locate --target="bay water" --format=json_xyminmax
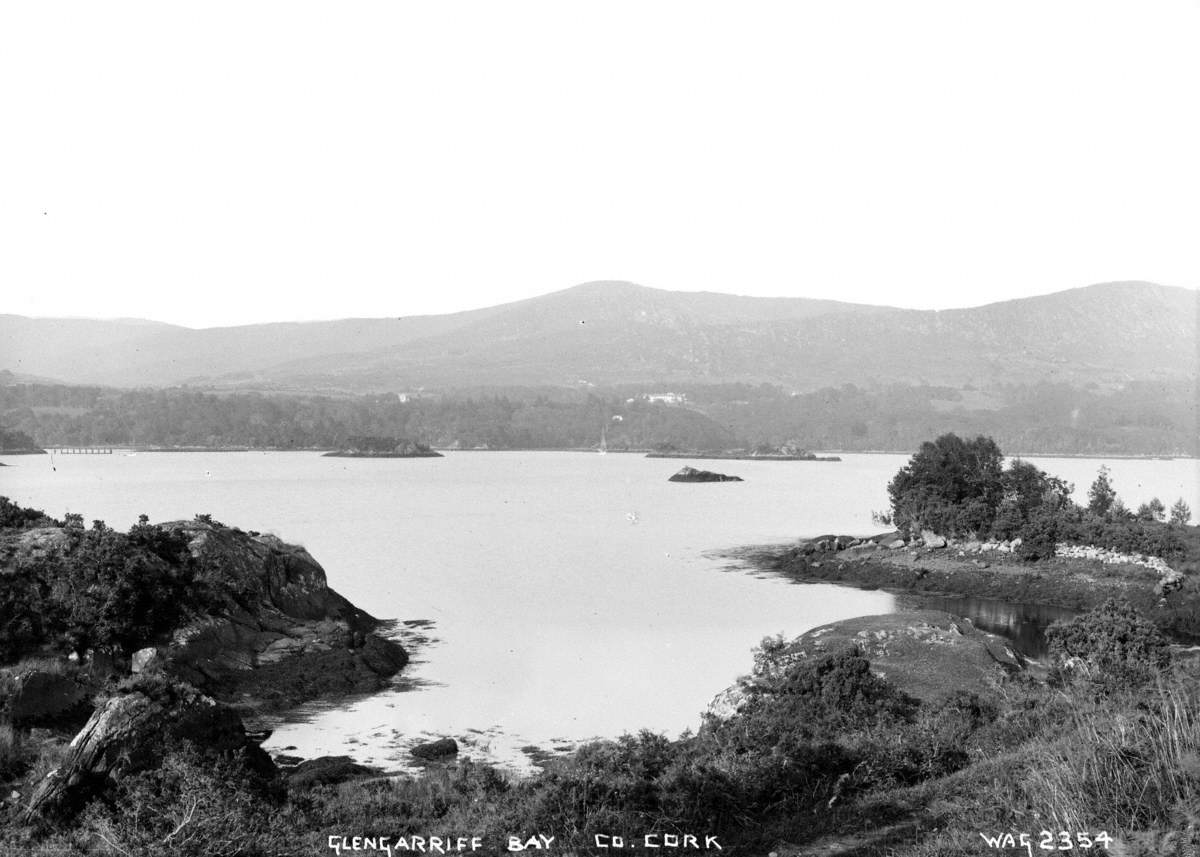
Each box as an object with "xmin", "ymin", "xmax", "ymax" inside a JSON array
[{"xmin": 2, "ymin": 450, "xmax": 1195, "ymax": 771}]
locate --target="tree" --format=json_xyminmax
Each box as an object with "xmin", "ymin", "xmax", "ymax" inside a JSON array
[
  {"xmin": 1087, "ymin": 465, "xmax": 1117, "ymax": 517},
  {"xmin": 1170, "ymin": 498, "xmax": 1193, "ymax": 526},
  {"xmin": 887, "ymin": 434, "xmax": 1005, "ymax": 537},
  {"xmin": 1136, "ymin": 497, "xmax": 1167, "ymax": 523}
]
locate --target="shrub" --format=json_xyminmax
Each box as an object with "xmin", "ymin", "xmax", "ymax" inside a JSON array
[
  {"xmin": 78, "ymin": 747, "xmax": 289, "ymax": 857},
  {"xmin": 1015, "ymin": 506, "xmax": 1061, "ymax": 561},
  {"xmin": 0, "ymin": 503, "xmax": 204, "ymax": 664},
  {"xmin": 0, "ymin": 496, "xmax": 58, "ymax": 529},
  {"xmin": 1046, "ymin": 599, "xmax": 1171, "ymax": 686}
]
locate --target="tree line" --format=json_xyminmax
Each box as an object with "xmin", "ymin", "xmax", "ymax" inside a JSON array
[
  {"xmin": 2, "ymin": 378, "xmax": 1196, "ymax": 456},
  {"xmin": 0, "ymin": 384, "xmax": 735, "ymax": 452}
]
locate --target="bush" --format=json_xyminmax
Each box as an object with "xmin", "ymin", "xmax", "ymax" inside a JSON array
[
  {"xmin": 78, "ymin": 747, "xmax": 289, "ymax": 857},
  {"xmin": 0, "ymin": 496, "xmax": 58, "ymax": 529},
  {"xmin": 1046, "ymin": 599, "xmax": 1171, "ymax": 686},
  {"xmin": 1015, "ymin": 506, "xmax": 1061, "ymax": 561},
  {"xmin": 0, "ymin": 503, "xmax": 206, "ymax": 664}
]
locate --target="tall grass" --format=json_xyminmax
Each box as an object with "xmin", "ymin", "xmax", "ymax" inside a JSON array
[{"xmin": 1018, "ymin": 684, "xmax": 1200, "ymax": 834}]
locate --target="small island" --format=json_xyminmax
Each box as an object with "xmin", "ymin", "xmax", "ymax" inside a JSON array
[
  {"xmin": 668, "ymin": 465, "xmax": 744, "ymax": 483},
  {"xmin": 648, "ymin": 442, "xmax": 840, "ymax": 462},
  {"xmin": 323, "ymin": 435, "xmax": 443, "ymax": 458}
]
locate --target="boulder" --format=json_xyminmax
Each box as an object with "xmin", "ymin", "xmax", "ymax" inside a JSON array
[
  {"xmin": 131, "ymin": 647, "xmax": 159, "ymax": 674},
  {"xmin": 920, "ymin": 530, "xmax": 947, "ymax": 549},
  {"xmin": 886, "ymin": 539, "xmax": 907, "ymax": 549},
  {"xmin": 286, "ymin": 755, "xmax": 378, "ymax": 787},
  {"xmin": 6, "ymin": 670, "xmax": 89, "ymax": 728},
  {"xmin": 668, "ymin": 466, "xmax": 743, "ymax": 483},
  {"xmin": 22, "ymin": 679, "xmax": 273, "ymax": 823},
  {"xmin": 411, "ymin": 737, "xmax": 459, "ymax": 761}
]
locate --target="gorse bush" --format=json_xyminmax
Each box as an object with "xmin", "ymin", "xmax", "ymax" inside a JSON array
[
  {"xmin": 0, "ymin": 499, "xmax": 225, "ymax": 664},
  {"xmin": 78, "ymin": 747, "xmax": 290, "ymax": 857},
  {"xmin": 1046, "ymin": 599, "xmax": 1171, "ymax": 687},
  {"xmin": 0, "ymin": 496, "xmax": 58, "ymax": 529}
]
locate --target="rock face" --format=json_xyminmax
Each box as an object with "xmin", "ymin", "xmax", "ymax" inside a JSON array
[
  {"xmin": 708, "ymin": 610, "xmax": 1024, "ymax": 721},
  {"xmin": 668, "ymin": 466, "xmax": 743, "ymax": 483},
  {"xmin": 153, "ymin": 520, "xmax": 408, "ymax": 709},
  {"xmin": 22, "ymin": 681, "xmax": 273, "ymax": 823}
]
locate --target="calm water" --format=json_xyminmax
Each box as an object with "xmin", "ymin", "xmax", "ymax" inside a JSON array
[{"xmin": 2, "ymin": 450, "xmax": 1196, "ymax": 771}]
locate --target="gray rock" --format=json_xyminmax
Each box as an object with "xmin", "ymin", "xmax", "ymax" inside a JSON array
[
  {"xmin": 7, "ymin": 671, "xmax": 88, "ymax": 728},
  {"xmin": 412, "ymin": 737, "xmax": 459, "ymax": 761},
  {"xmin": 920, "ymin": 529, "xmax": 947, "ymax": 549},
  {"xmin": 22, "ymin": 681, "xmax": 273, "ymax": 823},
  {"xmin": 287, "ymin": 755, "xmax": 378, "ymax": 787},
  {"xmin": 131, "ymin": 647, "xmax": 159, "ymax": 674}
]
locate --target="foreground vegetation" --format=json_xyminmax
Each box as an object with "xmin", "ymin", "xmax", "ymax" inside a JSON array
[{"xmin": 5, "ymin": 602, "xmax": 1200, "ymax": 856}]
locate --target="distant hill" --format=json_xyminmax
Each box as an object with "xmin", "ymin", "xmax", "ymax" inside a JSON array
[{"xmin": 2, "ymin": 281, "xmax": 1195, "ymax": 392}]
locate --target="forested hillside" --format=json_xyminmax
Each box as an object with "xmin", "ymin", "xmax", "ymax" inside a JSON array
[{"xmin": 1, "ymin": 380, "xmax": 1195, "ymax": 456}]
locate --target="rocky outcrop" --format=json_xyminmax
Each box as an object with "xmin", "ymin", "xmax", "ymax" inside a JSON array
[
  {"xmin": 793, "ymin": 532, "xmax": 897, "ymax": 555},
  {"xmin": 21, "ymin": 679, "xmax": 273, "ymax": 823},
  {"xmin": 149, "ymin": 520, "xmax": 408, "ymax": 710},
  {"xmin": 708, "ymin": 611, "xmax": 1024, "ymax": 721},
  {"xmin": 668, "ymin": 466, "xmax": 743, "ymax": 483}
]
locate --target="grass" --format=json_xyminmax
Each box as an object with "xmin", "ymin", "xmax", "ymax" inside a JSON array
[{"xmin": 0, "ymin": 721, "xmax": 30, "ymax": 778}]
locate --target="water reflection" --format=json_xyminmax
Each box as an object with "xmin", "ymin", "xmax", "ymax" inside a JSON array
[{"xmin": 898, "ymin": 592, "xmax": 1077, "ymax": 658}]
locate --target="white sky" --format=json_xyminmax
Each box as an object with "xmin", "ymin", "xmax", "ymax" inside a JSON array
[{"xmin": 2, "ymin": 1, "xmax": 1198, "ymax": 328}]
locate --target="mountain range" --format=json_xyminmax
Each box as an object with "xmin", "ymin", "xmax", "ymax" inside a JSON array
[{"xmin": 2, "ymin": 281, "xmax": 1195, "ymax": 392}]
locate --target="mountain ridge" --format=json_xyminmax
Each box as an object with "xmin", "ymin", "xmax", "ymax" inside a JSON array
[{"xmin": 1, "ymin": 280, "xmax": 1195, "ymax": 392}]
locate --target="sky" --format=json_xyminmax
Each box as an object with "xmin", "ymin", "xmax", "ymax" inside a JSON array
[{"xmin": 2, "ymin": 1, "xmax": 1198, "ymax": 328}]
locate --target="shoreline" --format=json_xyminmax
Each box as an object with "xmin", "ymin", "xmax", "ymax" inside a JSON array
[
  {"xmin": 732, "ymin": 540, "xmax": 1200, "ymax": 644},
  {"xmin": 647, "ymin": 451, "xmax": 842, "ymax": 462}
]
